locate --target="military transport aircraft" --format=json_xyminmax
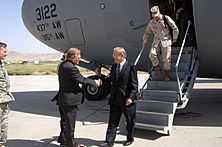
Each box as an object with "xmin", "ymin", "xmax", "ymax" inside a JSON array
[{"xmin": 22, "ymin": 0, "xmax": 222, "ymax": 135}]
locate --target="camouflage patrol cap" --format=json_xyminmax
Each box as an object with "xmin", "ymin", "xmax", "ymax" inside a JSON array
[
  {"xmin": 0, "ymin": 42, "xmax": 7, "ymax": 48},
  {"xmin": 151, "ymin": 6, "xmax": 160, "ymax": 17}
]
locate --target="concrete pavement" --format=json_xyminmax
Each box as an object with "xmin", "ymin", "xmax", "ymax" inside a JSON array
[{"xmin": 5, "ymin": 75, "xmax": 222, "ymax": 147}]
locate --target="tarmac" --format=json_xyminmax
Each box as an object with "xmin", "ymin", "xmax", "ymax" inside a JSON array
[{"xmin": 5, "ymin": 75, "xmax": 222, "ymax": 147}]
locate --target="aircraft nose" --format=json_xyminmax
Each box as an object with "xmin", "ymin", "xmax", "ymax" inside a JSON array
[{"xmin": 21, "ymin": 0, "xmax": 32, "ymax": 33}]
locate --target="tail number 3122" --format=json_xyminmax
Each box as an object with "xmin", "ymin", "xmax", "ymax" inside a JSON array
[{"xmin": 36, "ymin": 3, "xmax": 58, "ymax": 21}]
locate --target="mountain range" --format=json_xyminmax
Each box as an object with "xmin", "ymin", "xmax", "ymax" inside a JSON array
[{"xmin": 6, "ymin": 51, "xmax": 63, "ymax": 62}]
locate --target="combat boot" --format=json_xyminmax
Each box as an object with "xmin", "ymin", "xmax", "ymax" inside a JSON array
[
  {"xmin": 154, "ymin": 65, "xmax": 161, "ymax": 77},
  {"xmin": 163, "ymin": 70, "xmax": 170, "ymax": 81}
]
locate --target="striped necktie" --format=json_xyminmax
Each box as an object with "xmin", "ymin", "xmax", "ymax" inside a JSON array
[{"xmin": 116, "ymin": 64, "xmax": 121, "ymax": 81}]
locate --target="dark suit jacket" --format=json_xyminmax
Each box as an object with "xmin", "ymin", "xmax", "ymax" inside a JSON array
[
  {"xmin": 176, "ymin": 0, "xmax": 193, "ymax": 19},
  {"xmin": 108, "ymin": 60, "xmax": 138, "ymax": 106},
  {"xmin": 57, "ymin": 60, "xmax": 96, "ymax": 106}
]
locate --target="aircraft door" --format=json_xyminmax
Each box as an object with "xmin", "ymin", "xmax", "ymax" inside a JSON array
[{"xmin": 65, "ymin": 18, "xmax": 85, "ymax": 46}]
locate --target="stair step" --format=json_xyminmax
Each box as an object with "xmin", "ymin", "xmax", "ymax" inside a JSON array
[
  {"xmin": 142, "ymin": 89, "xmax": 178, "ymax": 97},
  {"xmin": 158, "ymin": 54, "xmax": 191, "ymax": 64},
  {"xmin": 141, "ymin": 90, "xmax": 178, "ymax": 102},
  {"xmin": 137, "ymin": 100, "xmax": 177, "ymax": 114},
  {"xmin": 136, "ymin": 110, "xmax": 172, "ymax": 126},
  {"xmin": 170, "ymin": 63, "xmax": 190, "ymax": 72},
  {"xmin": 171, "ymin": 53, "xmax": 192, "ymax": 63},
  {"xmin": 151, "ymin": 71, "xmax": 185, "ymax": 81},
  {"xmin": 156, "ymin": 62, "xmax": 190, "ymax": 73},
  {"xmin": 135, "ymin": 122, "xmax": 168, "ymax": 131},
  {"xmin": 140, "ymin": 94, "xmax": 178, "ymax": 103},
  {"xmin": 147, "ymin": 80, "xmax": 180, "ymax": 91},
  {"xmin": 171, "ymin": 46, "xmax": 193, "ymax": 54}
]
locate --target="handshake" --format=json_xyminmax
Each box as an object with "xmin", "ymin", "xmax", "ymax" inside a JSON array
[{"xmin": 94, "ymin": 79, "xmax": 103, "ymax": 87}]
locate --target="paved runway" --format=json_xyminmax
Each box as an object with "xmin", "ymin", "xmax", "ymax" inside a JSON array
[{"xmin": 5, "ymin": 75, "xmax": 222, "ymax": 147}]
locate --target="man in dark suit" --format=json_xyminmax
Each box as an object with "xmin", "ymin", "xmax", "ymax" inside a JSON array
[
  {"xmin": 101, "ymin": 47, "xmax": 138, "ymax": 146},
  {"xmin": 57, "ymin": 48, "xmax": 101, "ymax": 147},
  {"xmin": 175, "ymin": 0, "xmax": 194, "ymax": 45},
  {"xmin": 159, "ymin": 0, "xmax": 176, "ymax": 20},
  {"xmin": 51, "ymin": 52, "xmax": 67, "ymax": 145}
]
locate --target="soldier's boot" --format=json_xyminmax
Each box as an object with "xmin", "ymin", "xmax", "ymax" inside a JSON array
[
  {"xmin": 154, "ymin": 65, "xmax": 161, "ymax": 77},
  {"xmin": 163, "ymin": 70, "xmax": 170, "ymax": 81}
]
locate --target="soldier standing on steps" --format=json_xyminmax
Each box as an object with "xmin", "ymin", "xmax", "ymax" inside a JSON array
[{"xmin": 142, "ymin": 6, "xmax": 179, "ymax": 81}]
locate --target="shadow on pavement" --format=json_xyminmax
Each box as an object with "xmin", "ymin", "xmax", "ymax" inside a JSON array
[
  {"xmin": 174, "ymin": 88, "xmax": 222, "ymax": 127},
  {"xmin": 9, "ymin": 88, "xmax": 222, "ymax": 142},
  {"xmin": 11, "ymin": 91, "xmax": 110, "ymax": 122},
  {"xmin": 11, "ymin": 91, "xmax": 60, "ymax": 117},
  {"xmin": 6, "ymin": 139, "xmax": 57, "ymax": 147},
  {"xmin": 7, "ymin": 137, "xmax": 104, "ymax": 147}
]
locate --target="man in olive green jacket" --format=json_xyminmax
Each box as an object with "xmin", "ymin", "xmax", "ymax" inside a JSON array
[{"xmin": 0, "ymin": 42, "xmax": 15, "ymax": 147}]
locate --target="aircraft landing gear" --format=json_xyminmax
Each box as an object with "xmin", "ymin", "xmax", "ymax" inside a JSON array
[{"xmin": 85, "ymin": 74, "xmax": 111, "ymax": 101}]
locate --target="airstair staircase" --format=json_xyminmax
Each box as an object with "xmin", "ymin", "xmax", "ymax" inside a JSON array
[{"xmin": 135, "ymin": 21, "xmax": 199, "ymax": 135}]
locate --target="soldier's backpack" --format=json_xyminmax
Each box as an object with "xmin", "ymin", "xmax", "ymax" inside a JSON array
[{"xmin": 163, "ymin": 15, "xmax": 173, "ymax": 40}]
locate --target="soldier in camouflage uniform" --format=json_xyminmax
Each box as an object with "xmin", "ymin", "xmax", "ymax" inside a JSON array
[
  {"xmin": 142, "ymin": 6, "xmax": 179, "ymax": 81},
  {"xmin": 0, "ymin": 42, "xmax": 15, "ymax": 147}
]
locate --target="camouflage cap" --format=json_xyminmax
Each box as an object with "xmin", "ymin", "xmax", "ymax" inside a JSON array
[{"xmin": 151, "ymin": 6, "xmax": 160, "ymax": 17}]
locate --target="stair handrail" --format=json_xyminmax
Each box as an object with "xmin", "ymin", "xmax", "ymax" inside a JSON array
[
  {"xmin": 175, "ymin": 20, "xmax": 192, "ymax": 99},
  {"xmin": 134, "ymin": 47, "xmax": 151, "ymax": 99},
  {"xmin": 134, "ymin": 47, "xmax": 153, "ymax": 87},
  {"xmin": 134, "ymin": 47, "xmax": 144, "ymax": 65}
]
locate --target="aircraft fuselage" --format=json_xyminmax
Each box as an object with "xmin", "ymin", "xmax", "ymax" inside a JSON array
[{"xmin": 22, "ymin": 0, "xmax": 222, "ymax": 78}]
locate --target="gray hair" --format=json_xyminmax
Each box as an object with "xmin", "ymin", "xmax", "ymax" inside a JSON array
[
  {"xmin": 113, "ymin": 47, "xmax": 127, "ymax": 58},
  {"xmin": 66, "ymin": 48, "xmax": 81, "ymax": 59}
]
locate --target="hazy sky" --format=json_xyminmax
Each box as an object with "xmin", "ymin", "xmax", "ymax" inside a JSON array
[{"xmin": 0, "ymin": 1, "xmax": 57, "ymax": 53}]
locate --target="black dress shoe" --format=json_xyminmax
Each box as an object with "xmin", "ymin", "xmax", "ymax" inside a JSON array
[
  {"xmin": 100, "ymin": 141, "xmax": 114, "ymax": 147},
  {"xmin": 60, "ymin": 142, "xmax": 66, "ymax": 146},
  {"xmin": 123, "ymin": 139, "xmax": 134, "ymax": 146}
]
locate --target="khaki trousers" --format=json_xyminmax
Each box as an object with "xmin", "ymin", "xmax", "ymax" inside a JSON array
[{"xmin": 149, "ymin": 43, "xmax": 171, "ymax": 71}]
